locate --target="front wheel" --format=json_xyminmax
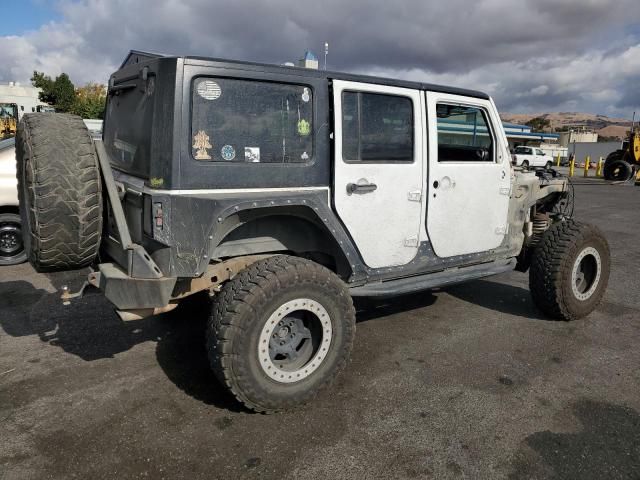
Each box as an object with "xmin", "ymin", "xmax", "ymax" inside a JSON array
[
  {"xmin": 529, "ymin": 220, "xmax": 610, "ymax": 320},
  {"xmin": 545, "ymin": 161, "xmax": 552, "ymax": 169},
  {"xmin": 207, "ymin": 255, "xmax": 356, "ymax": 413}
]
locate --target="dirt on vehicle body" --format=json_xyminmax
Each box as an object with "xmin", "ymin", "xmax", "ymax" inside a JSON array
[{"xmin": 15, "ymin": 50, "xmax": 610, "ymax": 412}]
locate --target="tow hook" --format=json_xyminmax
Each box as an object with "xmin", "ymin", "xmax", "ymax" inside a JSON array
[{"xmin": 60, "ymin": 271, "xmax": 100, "ymax": 305}]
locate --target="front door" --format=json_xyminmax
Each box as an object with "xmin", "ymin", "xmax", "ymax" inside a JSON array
[
  {"xmin": 332, "ymin": 80, "xmax": 424, "ymax": 269},
  {"xmin": 425, "ymin": 92, "xmax": 511, "ymax": 258}
]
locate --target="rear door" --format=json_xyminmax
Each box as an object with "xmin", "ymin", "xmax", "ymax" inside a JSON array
[
  {"xmin": 332, "ymin": 80, "xmax": 425, "ymax": 268},
  {"xmin": 425, "ymin": 92, "xmax": 511, "ymax": 258}
]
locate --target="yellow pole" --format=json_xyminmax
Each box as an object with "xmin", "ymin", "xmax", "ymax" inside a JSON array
[
  {"xmin": 596, "ymin": 157, "xmax": 604, "ymax": 177},
  {"xmin": 569, "ymin": 156, "xmax": 575, "ymax": 176},
  {"xmin": 556, "ymin": 153, "xmax": 561, "ymax": 167},
  {"xmin": 583, "ymin": 155, "xmax": 590, "ymax": 177}
]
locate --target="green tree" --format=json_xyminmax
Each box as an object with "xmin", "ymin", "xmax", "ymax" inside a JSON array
[
  {"xmin": 51, "ymin": 73, "xmax": 76, "ymax": 112},
  {"xmin": 525, "ymin": 116, "xmax": 551, "ymax": 132},
  {"xmin": 70, "ymin": 83, "xmax": 107, "ymax": 119},
  {"xmin": 30, "ymin": 71, "xmax": 76, "ymax": 112},
  {"xmin": 30, "ymin": 71, "xmax": 55, "ymax": 104}
]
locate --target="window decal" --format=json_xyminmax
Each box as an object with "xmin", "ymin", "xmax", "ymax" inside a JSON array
[
  {"xmin": 192, "ymin": 130, "xmax": 212, "ymax": 160},
  {"xmin": 196, "ymin": 80, "xmax": 222, "ymax": 100}
]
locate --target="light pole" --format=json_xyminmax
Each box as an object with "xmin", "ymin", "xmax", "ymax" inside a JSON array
[{"xmin": 324, "ymin": 42, "xmax": 329, "ymax": 70}]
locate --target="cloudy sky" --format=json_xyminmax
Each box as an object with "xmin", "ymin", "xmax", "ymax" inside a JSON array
[{"xmin": 2, "ymin": 0, "xmax": 640, "ymax": 116}]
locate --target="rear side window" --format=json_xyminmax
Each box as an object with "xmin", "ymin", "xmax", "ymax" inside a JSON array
[
  {"xmin": 435, "ymin": 103, "xmax": 494, "ymax": 162},
  {"xmin": 342, "ymin": 91, "xmax": 413, "ymax": 162},
  {"xmin": 514, "ymin": 146, "xmax": 531, "ymax": 154},
  {"xmin": 191, "ymin": 78, "xmax": 313, "ymax": 163}
]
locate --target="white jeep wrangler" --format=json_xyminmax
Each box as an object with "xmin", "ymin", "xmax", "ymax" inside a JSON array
[{"xmin": 15, "ymin": 51, "xmax": 610, "ymax": 412}]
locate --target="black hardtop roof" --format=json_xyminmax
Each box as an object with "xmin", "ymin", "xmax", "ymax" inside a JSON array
[{"xmin": 120, "ymin": 50, "xmax": 490, "ymax": 100}]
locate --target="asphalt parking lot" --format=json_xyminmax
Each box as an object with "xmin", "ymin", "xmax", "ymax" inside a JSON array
[{"xmin": 1, "ymin": 179, "xmax": 639, "ymax": 480}]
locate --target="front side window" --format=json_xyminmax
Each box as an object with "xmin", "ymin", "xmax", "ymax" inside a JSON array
[
  {"xmin": 342, "ymin": 91, "xmax": 413, "ymax": 162},
  {"xmin": 436, "ymin": 103, "xmax": 494, "ymax": 162},
  {"xmin": 191, "ymin": 78, "xmax": 313, "ymax": 163}
]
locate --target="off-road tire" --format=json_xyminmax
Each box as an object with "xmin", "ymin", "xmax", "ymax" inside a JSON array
[
  {"xmin": 603, "ymin": 158, "xmax": 633, "ymax": 181},
  {"xmin": 529, "ymin": 220, "xmax": 610, "ymax": 321},
  {"xmin": 16, "ymin": 114, "xmax": 103, "ymax": 271},
  {"xmin": 207, "ymin": 255, "xmax": 356, "ymax": 413}
]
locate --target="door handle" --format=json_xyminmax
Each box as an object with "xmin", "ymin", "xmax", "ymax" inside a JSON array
[{"xmin": 346, "ymin": 182, "xmax": 377, "ymax": 195}]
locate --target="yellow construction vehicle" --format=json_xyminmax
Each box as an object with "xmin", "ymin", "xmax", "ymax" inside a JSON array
[
  {"xmin": 603, "ymin": 119, "xmax": 640, "ymax": 181},
  {"xmin": 0, "ymin": 103, "xmax": 18, "ymax": 139}
]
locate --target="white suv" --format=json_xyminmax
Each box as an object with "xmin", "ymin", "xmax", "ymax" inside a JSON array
[{"xmin": 512, "ymin": 146, "xmax": 553, "ymax": 169}]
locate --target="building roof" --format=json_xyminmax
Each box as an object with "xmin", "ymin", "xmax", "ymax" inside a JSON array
[{"xmin": 302, "ymin": 50, "xmax": 318, "ymax": 61}]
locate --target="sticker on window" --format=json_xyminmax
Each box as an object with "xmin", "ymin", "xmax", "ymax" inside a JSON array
[
  {"xmin": 221, "ymin": 144, "xmax": 235, "ymax": 161},
  {"xmin": 297, "ymin": 119, "xmax": 311, "ymax": 136},
  {"xmin": 245, "ymin": 147, "xmax": 260, "ymax": 163},
  {"xmin": 196, "ymin": 79, "xmax": 222, "ymax": 100},
  {"xmin": 193, "ymin": 131, "xmax": 212, "ymax": 160},
  {"xmin": 301, "ymin": 88, "xmax": 310, "ymax": 103}
]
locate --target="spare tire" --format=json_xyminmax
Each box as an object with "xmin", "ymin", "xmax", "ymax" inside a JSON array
[{"xmin": 16, "ymin": 114, "xmax": 103, "ymax": 272}]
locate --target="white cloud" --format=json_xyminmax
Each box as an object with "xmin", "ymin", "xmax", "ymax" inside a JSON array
[{"xmin": 1, "ymin": 0, "xmax": 639, "ymax": 116}]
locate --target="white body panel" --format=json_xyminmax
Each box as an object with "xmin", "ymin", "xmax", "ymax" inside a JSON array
[
  {"xmin": 332, "ymin": 80, "xmax": 425, "ymax": 268},
  {"xmin": 0, "ymin": 141, "xmax": 18, "ymax": 207},
  {"xmin": 425, "ymin": 93, "xmax": 511, "ymax": 257}
]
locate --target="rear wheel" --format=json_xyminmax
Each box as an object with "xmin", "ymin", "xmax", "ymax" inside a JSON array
[
  {"xmin": 0, "ymin": 213, "xmax": 26, "ymax": 266},
  {"xmin": 207, "ymin": 255, "xmax": 356, "ymax": 413},
  {"xmin": 16, "ymin": 114, "xmax": 103, "ymax": 271},
  {"xmin": 521, "ymin": 160, "xmax": 529, "ymax": 169},
  {"xmin": 529, "ymin": 220, "xmax": 610, "ymax": 320}
]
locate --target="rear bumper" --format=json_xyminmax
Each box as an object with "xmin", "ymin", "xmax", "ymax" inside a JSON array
[{"xmin": 89, "ymin": 263, "xmax": 176, "ymax": 310}]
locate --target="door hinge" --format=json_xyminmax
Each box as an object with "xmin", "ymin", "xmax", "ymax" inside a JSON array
[
  {"xmin": 407, "ymin": 190, "xmax": 422, "ymax": 202},
  {"xmin": 499, "ymin": 187, "xmax": 510, "ymax": 196},
  {"xmin": 404, "ymin": 237, "xmax": 419, "ymax": 247},
  {"xmin": 495, "ymin": 225, "xmax": 507, "ymax": 235}
]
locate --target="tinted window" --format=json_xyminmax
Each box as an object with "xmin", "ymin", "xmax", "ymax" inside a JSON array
[
  {"xmin": 342, "ymin": 91, "xmax": 413, "ymax": 162},
  {"xmin": 191, "ymin": 78, "xmax": 313, "ymax": 163},
  {"xmin": 436, "ymin": 104, "xmax": 494, "ymax": 162}
]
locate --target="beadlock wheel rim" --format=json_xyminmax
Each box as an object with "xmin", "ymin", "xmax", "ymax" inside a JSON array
[
  {"xmin": 571, "ymin": 246, "xmax": 602, "ymax": 301},
  {"xmin": 258, "ymin": 298, "xmax": 332, "ymax": 384}
]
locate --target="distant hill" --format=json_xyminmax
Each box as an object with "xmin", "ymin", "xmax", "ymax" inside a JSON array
[{"xmin": 500, "ymin": 112, "xmax": 633, "ymax": 140}]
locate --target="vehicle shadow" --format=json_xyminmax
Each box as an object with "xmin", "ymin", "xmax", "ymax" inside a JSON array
[
  {"xmin": 445, "ymin": 278, "xmax": 549, "ymax": 321},
  {"xmin": 354, "ymin": 291, "xmax": 438, "ymax": 323},
  {"xmin": 0, "ymin": 276, "xmax": 242, "ymax": 411}
]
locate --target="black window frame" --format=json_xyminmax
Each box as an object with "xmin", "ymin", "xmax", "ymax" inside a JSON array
[
  {"xmin": 341, "ymin": 90, "xmax": 415, "ymax": 164},
  {"xmin": 189, "ymin": 75, "xmax": 316, "ymax": 166},
  {"xmin": 435, "ymin": 102, "xmax": 496, "ymax": 163}
]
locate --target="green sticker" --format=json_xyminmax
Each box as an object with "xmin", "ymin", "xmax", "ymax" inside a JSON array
[
  {"xmin": 297, "ymin": 119, "xmax": 311, "ymax": 136},
  {"xmin": 149, "ymin": 177, "xmax": 164, "ymax": 188}
]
